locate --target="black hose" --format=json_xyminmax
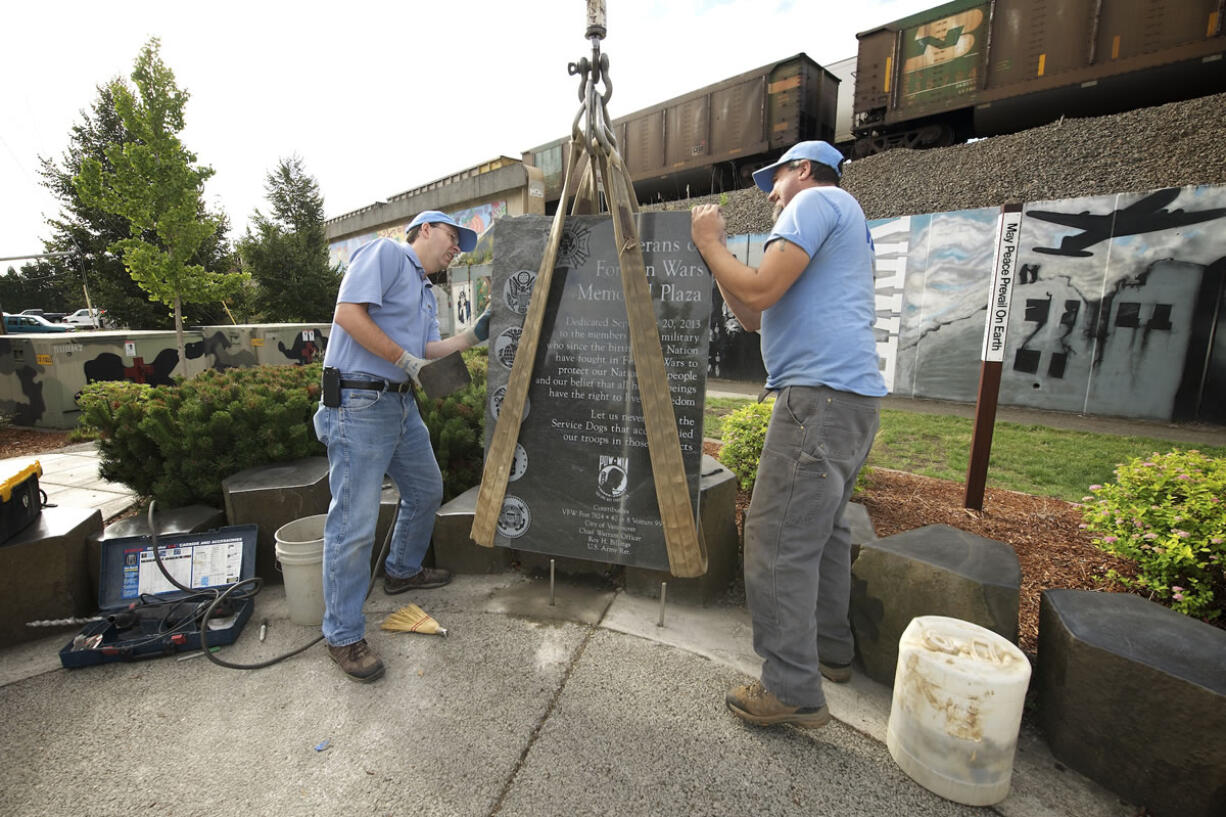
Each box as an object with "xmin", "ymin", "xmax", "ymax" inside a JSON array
[{"xmin": 147, "ymin": 500, "xmax": 397, "ymax": 670}]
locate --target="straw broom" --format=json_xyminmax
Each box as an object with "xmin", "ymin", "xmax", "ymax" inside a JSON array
[{"xmin": 381, "ymin": 603, "xmax": 447, "ymax": 637}]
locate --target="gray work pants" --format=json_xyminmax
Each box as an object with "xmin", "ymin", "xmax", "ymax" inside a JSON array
[{"xmin": 744, "ymin": 385, "xmax": 880, "ymax": 708}]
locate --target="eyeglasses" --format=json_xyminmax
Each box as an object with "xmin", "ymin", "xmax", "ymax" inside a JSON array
[{"xmin": 433, "ymin": 223, "xmax": 461, "ymax": 247}]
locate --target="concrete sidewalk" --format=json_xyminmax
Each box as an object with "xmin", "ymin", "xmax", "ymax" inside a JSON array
[{"xmin": 0, "ymin": 444, "xmax": 1136, "ymax": 817}]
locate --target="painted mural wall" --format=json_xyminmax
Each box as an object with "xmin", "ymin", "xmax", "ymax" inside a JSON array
[
  {"xmin": 0, "ymin": 325, "xmax": 329, "ymax": 429},
  {"xmin": 708, "ymin": 183, "xmax": 1226, "ymax": 422},
  {"xmin": 327, "ymin": 200, "xmax": 507, "ymax": 269}
]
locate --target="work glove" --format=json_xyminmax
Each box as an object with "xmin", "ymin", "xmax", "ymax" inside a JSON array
[
  {"xmin": 462, "ymin": 306, "xmax": 492, "ymax": 346},
  {"xmin": 395, "ymin": 349, "xmax": 427, "ymax": 387}
]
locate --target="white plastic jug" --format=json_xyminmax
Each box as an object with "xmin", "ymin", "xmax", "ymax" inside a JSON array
[{"xmin": 886, "ymin": 615, "xmax": 1031, "ymax": 806}]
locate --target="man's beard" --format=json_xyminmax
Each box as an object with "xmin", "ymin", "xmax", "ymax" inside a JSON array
[{"xmin": 773, "ymin": 202, "xmax": 784, "ymax": 222}]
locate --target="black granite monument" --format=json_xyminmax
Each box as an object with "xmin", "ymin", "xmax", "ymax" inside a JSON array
[{"xmin": 486, "ymin": 213, "xmax": 711, "ymax": 572}]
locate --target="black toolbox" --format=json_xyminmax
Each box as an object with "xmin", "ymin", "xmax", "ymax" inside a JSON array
[{"xmin": 60, "ymin": 525, "xmax": 258, "ymax": 668}]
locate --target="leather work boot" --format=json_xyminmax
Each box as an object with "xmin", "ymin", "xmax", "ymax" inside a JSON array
[
  {"xmin": 819, "ymin": 660, "xmax": 852, "ymax": 683},
  {"xmin": 384, "ymin": 566, "xmax": 452, "ymax": 595},
  {"xmin": 725, "ymin": 680, "xmax": 830, "ymax": 728},
  {"xmin": 327, "ymin": 638, "xmax": 385, "ymax": 683}
]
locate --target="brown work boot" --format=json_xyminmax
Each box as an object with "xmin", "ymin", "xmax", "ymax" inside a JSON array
[
  {"xmin": 819, "ymin": 660, "xmax": 852, "ymax": 683},
  {"xmin": 384, "ymin": 566, "xmax": 451, "ymax": 594},
  {"xmin": 327, "ymin": 638, "xmax": 385, "ymax": 683},
  {"xmin": 725, "ymin": 680, "xmax": 830, "ymax": 728}
]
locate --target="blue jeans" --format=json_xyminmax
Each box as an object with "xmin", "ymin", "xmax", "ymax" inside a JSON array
[
  {"xmin": 744, "ymin": 385, "xmax": 879, "ymax": 708},
  {"xmin": 312, "ymin": 385, "xmax": 442, "ymax": 647}
]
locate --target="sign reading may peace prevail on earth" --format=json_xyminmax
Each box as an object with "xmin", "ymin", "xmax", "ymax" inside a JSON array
[
  {"xmin": 484, "ymin": 213, "xmax": 711, "ymax": 571},
  {"xmin": 981, "ymin": 206, "xmax": 1023, "ymax": 362}
]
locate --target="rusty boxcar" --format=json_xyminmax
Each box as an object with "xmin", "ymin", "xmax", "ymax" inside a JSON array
[
  {"xmin": 523, "ymin": 53, "xmax": 839, "ymax": 208},
  {"xmin": 853, "ymin": 0, "xmax": 1226, "ymax": 155}
]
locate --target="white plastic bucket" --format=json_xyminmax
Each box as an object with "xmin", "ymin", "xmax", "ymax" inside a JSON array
[
  {"xmin": 885, "ymin": 615, "xmax": 1031, "ymax": 806},
  {"xmin": 274, "ymin": 514, "xmax": 327, "ymax": 627}
]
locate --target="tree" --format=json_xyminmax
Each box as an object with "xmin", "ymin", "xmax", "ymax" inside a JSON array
[
  {"xmin": 74, "ymin": 38, "xmax": 245, "ymax": 359},
  {"xmin": 238, "ymin": 155, "xmax": 340, "ymax": 322},
  {"xmin": 19, "ymin": 82, "xmax": 238, "ymax": 332}
]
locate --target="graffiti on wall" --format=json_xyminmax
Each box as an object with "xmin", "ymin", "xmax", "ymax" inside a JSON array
[
  {"xmin": 328, "ymin": 200, "xmax": 508, "ymax": 270},
  {"xmin": 875, "ymin": 184, "xmax": 1226, "ymax": 420},
  {"xmin": 877, "ymin": 207, "xmax": 1001, "ymax": 403},
  {"xmin": 0, "ymin": 325, "xmax": 332, "ymax": 429},
  {"xmin": 869, "ymin": 215, "xmax": 911, "ymax": 393},
  {"xmin": 452, "ymin": 201, "xmax": 507, "ymax": 238},
  {"xmin": 704, "ymin": 183, "xmax": 1226, "ymax": 421},
  {"xmin": 706, "ymin": 234, "xmax": 766, "ymax": 382},
  {"xmin": 1005, "ymin": 186, "xmax": 1225, "ymax": 418},
  {"xmin": 445, "ymin": 265, "xmax": 492, "ymax": 336}
]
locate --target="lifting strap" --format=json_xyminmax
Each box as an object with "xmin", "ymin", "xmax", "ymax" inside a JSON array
[{"xmin": 470, "ymin": 1, "xmax": 706, "ymax": 577}]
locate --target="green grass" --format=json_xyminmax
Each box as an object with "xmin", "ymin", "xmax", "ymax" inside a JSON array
[
  {"xmin": 704, "ymin": 398, "xmax": 1226, "ymax": 502},
  {"xmin": 703, "ymin": 396, "xmax": 756, "ymax": 440}
]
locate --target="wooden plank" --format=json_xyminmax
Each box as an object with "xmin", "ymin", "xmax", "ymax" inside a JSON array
[
  {"xmin": 471, "ymin": 134, "xmax": 587, "ymax": 547},
  {"xmin": 596, "ymin": 149, "xmax": 706, "ymax": 577}
]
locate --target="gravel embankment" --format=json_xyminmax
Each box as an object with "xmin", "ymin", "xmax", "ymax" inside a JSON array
[{"xmin": 647, "ymin": 90, "xmax": 1226, "ymax": 232}]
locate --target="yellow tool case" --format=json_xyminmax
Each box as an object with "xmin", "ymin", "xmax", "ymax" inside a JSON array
[{"xmin": 1, "ymin": 462, "xmax": 44, "ymax": 545}]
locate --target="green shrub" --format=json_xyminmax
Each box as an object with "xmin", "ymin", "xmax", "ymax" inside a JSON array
[
  {"xmin": 418, "ymin": 346, "xmax": 488, "ymax": 502},
  {"xmin": 79, "ymin": 364, "xmax": 324, "ymax": 507},
  {"xmin": 1082, "ymin": 449, "xmax": 1225, "ymax": 620},
  {"xmin": 718, "ymin": 399, "xmax": 773, "ymax": 490},
  {"xmin": 78, "ymin": 351, "xmax": 493, "ymax": 511}
]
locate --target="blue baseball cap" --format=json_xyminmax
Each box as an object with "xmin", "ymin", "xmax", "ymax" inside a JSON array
[
  {"xmin": 406, "ymin": 210, "xmax": 478, "ymax": 253},
  {"xmin": 751, "ymin": 140, "xmax": 845, "ymax": 192}
]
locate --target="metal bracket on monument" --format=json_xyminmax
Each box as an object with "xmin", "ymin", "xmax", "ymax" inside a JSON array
[{"xmin": 471, "ymin": 0, "xmax": 706, "ymax": 578}]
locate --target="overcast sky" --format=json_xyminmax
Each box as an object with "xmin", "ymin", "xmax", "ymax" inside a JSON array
[{"xmin": 1, "ymin": 0, "xmax": 936, "ymax": 262}]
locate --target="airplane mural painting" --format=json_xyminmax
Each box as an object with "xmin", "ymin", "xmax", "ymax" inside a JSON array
[
  {"xmin": 1008, "ymin": 186, "xmax": 1225, "ymax": 420},
  {"xmin": 1029, "ymin": 188, "xmax": 1226, "ymax": 257}
]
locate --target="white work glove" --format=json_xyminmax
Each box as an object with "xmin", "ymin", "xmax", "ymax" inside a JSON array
[{"xmin": 395, "ymin": 349, "xmax": 427, "ymax": 387}]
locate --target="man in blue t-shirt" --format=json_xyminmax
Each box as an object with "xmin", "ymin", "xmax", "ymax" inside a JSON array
[
  {"xmin": 314, "ymin": 210, "xmax": 490, "ymax": 683},
  {"xmin": 692, "ymin": 141, "xmax": 886, "ymax": 727}
]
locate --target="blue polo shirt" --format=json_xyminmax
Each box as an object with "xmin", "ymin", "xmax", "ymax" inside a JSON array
[
  {"xmin": 321, "ymin": 238, "xmax": 440, "ymax": 383},
  {"xmin": 760, "ymin": 186, "xmax": 887, "ymax": 397}
]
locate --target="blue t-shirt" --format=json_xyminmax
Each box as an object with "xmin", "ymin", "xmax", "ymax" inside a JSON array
[
  {"xmin": 321, "ymin": 238, "xmax": 441, "ymax": 382},
  {"xmin": 760, "ymin": 186, "xmax": 887, "ymax": 397}
]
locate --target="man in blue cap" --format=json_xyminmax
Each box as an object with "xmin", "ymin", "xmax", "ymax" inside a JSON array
[
  {"xmin": 691, "ymin": 142, "xmax": 885, "ymax": 726},
  {"xmin": 314, "ymin": 210, "xmax": 489, "ymax": 682}
]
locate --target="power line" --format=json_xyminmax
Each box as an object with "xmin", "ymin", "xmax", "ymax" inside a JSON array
[{"xmin": 0, "ymin": 251, "xmax": 74, "ymax": 262}]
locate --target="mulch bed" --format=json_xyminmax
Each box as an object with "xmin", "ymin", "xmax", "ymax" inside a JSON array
[{"xmin": 1, "ymin": 426, "xmax": 73, "ymax": 459}]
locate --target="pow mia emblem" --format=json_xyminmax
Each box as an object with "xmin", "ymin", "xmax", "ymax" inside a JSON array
[
  {"xmin": 493, "ymin": 326, "xmax": 521, "ymax": 370},
  {"xmin": 504, "ymin": 269, "xmax": 536, "ymax": 315},
  {"xmin": 497, "ymin": 495, "xmax": 530, "ymax": 539},
  {"xmin": 596, "ymin": 455, "xmax": 629, "ymax": 500},
  {"xmin": 557, "ymin": 222, "xmax": 592, "ymax": 269}
]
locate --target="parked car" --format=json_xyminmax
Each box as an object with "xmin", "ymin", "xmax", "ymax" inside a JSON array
[
  {"xmin": 3, "ymin": 313, "xmax": 76, "ymax": 333},
  {"xmin": 19, "ymin": 308, "xmax": 68, "ymax": 322},
  {"xmin": 63, "ymin": 308, "xmax": 108, "ymax": 328}
]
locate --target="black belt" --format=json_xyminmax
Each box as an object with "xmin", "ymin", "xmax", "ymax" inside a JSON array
[{"xmin": 340, "ymin": 378, "xmax": 414, "ymax": 393}]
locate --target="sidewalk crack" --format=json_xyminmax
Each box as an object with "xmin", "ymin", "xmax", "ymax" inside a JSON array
[{"xmin": 487, "ymin": 624, "xmax": 596, "ymax": 816}]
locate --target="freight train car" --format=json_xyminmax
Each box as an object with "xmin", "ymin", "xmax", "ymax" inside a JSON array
[
  {"xmin": 523, "ymin": 53, "xmax": 839, "ymax": 208},
  {"xmin": 853, "ymin": 0, "xmax": 1226, "ymax": 155}
]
